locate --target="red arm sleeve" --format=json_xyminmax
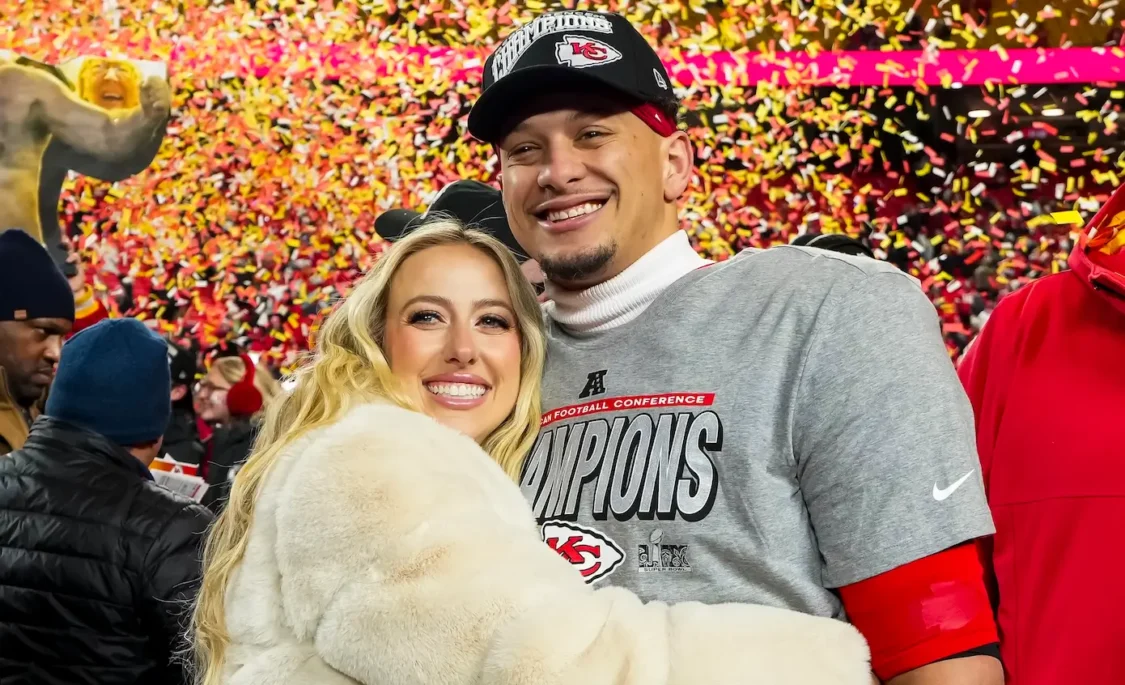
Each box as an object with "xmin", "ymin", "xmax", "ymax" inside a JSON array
[{"xmin": 838, "ymin": 544, "xmax": 999, "ymax": 682}]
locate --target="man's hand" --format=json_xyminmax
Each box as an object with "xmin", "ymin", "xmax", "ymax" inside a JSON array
[
  {"xmin": 64, "ymin": 235, "xmax": 110, "ymax": 334},
  {"xmin": 63, "ymin": 237, "xmax": 86, "ymax": 295},
  {"xmin": 139, "ymin": 76, "xmax": 172, "ymax": 119}
]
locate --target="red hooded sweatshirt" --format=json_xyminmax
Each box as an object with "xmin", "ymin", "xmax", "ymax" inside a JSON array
[{"xmin": 958, "ymin": 192, "xmax": 1125, "ymax": 685}]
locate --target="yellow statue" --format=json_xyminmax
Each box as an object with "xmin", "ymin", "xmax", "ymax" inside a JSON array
[{"xmin": 0, "ymin": 56, "xmax": 171, "ymax": 244}]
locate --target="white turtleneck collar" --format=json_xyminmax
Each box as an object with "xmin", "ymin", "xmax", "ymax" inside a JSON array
[{"xmin": 544, "ymin": 231, "xmax": 711, "ymax": 336}]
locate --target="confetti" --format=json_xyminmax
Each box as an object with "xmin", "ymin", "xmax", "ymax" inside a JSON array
[{"xmin": 6, "ymin": 0, "xmax": 1125, "ymax": 365}]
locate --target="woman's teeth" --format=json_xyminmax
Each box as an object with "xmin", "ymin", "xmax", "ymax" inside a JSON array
[
  {"xmin": 426, "ymin": 382, "xmax": 487, "ymax": 398},
  {"xmin": 547, "ymin": 202, "xmax": 603, "ymax": 222}
]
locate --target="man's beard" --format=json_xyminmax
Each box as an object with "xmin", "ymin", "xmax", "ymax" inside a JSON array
[
  {"xmin": 539, "ymin": 242, "xmax": 617, "ymax": 284},
  {"xmin": 13, "ymin": 377, "xmax": 47, "ymax": 408}
]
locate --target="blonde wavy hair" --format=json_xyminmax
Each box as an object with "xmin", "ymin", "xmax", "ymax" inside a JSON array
[
  {"xmin": 207, "ymin": 356, "xmax": 284, "ymax": 421},
  {"xmin": 190, "ymin": 219, "xmax": 545, "ymax": 685}
]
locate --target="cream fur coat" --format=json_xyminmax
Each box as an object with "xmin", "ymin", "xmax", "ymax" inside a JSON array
[{"xmin": 222, "ymin": 403, "xmax": 871, "ymax": 685}]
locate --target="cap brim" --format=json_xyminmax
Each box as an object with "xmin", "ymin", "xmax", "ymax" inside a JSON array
[
  {"xmin": 468, "ymin": 66, "xmax": 647, "ymax": 143},
  {"xmin": 375, "ymin": 208, "xmax": 423, "ymax": 241}
]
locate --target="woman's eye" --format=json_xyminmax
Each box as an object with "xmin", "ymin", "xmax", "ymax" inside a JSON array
[
  {"xmin": 480, "ymin": 314, "xmax": 511, "ymax": 330},
  {"xmin": 408, "ymin": 310, "xmax": 442, "ymax": 324},
  {"xmin": 580, "ymin": 130, "xmax": 605, "ymax": 140}
]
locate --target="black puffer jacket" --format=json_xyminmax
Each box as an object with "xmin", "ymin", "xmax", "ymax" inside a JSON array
[
  {"xmin": 0, "ymin": 418, "xmax": 214, "ymax": 684},
  {"xmin": 163, "ymin": 407, "xmax": 205, "ymax": 466}
]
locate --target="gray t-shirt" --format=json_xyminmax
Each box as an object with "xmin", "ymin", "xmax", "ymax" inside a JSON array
[{"xmin": 522, "ymin": 245, "xmax": 994, "ymax": 618}]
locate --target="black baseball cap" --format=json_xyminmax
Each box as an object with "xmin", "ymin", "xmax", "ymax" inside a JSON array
[
  {"xmin": 468, "ymin": 11, "xmax": 674, "ymax": 143},
  {"xmin": 166, "ymin": 340, "xmax": 197, "ymax": 386},
  {"xmin": 374, "ymin": 180, "xmax": 527, "ymax": 260},
  {"xmin": 791, "ymin": 233, "xmax": 876, "ymax": 259}
]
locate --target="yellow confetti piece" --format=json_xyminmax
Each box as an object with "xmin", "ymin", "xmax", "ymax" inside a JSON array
[{"xmin": 1050, "ymin": 211, "xmax": 1084, "ymax": 226}]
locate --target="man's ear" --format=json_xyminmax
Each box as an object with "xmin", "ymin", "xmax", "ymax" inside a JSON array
[
  {"xmin": 662, "ymin": 130, "xmax": 694, "ymax": 202},
  {"xmin": 171, "ymin": 384, "xmax": 188, "ymax": 402}
]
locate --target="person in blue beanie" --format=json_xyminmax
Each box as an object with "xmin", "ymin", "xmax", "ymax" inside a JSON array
[
  {"xmin": 0, "ymin": 228, "xmax": 75, "ymax": 454},
  {"xmin": 0, "ymin": 317, "xmax": 214, "ymax": 685}
]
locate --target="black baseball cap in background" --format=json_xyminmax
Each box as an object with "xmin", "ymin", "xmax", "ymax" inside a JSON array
[
  {"xmin": 468, "ymin": 11, "xmax": 674, "ymax": 143},
  {"xmin": 791, "ymin": 233, "xmax": 876, "ymax": 259},
  {"xmin": 166, "ymin": 340, "xmax": 198, "ymax": 387},
  {"xmin": 374, "ymin": 180, "xmax": 527, "ymax": 260}
]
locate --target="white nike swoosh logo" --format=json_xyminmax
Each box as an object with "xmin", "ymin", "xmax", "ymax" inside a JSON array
[{"xmin": 933, "ymin": 470, "xmax": 975, "ymax": 502}]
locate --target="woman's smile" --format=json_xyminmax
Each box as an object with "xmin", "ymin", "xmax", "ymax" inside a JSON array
[{"xmin": 423, "ymin": 372, "xmax": 492, "ymax": 409}]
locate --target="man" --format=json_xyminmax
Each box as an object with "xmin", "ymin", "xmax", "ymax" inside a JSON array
[
  {"xmin": 377, "ymin": 179, "xmax": 546, "ymax": 294},
  {"xmin": 163, "ymin": 339, "xmax": 204, "ymax": 465},
  {"xmin": 469, "ymin": 11, "xmax": 1002, "ymax": 684},
  {"xmin": 0, "ymin": 229, "xmax": 75, "ymax": 454},
  {"xmin": 0, "ymin": 318, "xmax": 214, "ymax": 684},
  {"xmin": 958, "ymin": 185, "xmax": 1125, "ymax": 684},
  {"xmin": 0, "ymin": 57, "xmax": 170, "ymax": 242}
]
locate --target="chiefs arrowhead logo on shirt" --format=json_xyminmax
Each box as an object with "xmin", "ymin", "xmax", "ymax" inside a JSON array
[
  {"xmin": 541, "ymin": 520, "xmax": 624, "ymax": 583},
  {"xmin": 555, "ymin": 35, "xmax": 623, "ymax": 69}
]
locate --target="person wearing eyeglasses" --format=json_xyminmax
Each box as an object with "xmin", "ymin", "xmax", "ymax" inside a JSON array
[{"xmin": 194, "ymin": 355, "xmax": 282, "ymax": 513}]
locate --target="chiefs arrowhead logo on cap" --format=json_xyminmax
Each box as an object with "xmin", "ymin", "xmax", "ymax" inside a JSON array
[
  {"xmin": 555, "ymin": 35, "xmax": 623, "ymax": 69},
  {"xmin": 541, "ymin": 520, "xmax": 624, "ymax": 583}
]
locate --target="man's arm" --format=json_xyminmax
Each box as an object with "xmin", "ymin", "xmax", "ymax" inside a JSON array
[
  {"xmin": 42, "ymin": 110, "xmax": 168, "ymax": 181},
  {"xmin": 839, "ymin": 543, "xmax": 1000, "ymax": 684},
  {"xmin": 24, "ymin": 65, "xmax": 170, "ymax": 162},
  {"xmin": 143, "ymin": 503, "xmax": 214, "ymax": 682},
  {"xmin": 792, "ymin": 268, "xmax": 1002, "ymax": 685},
  {"xmin": 887, "ymin": 655, "xmax": 1003, "ymax": 685}
]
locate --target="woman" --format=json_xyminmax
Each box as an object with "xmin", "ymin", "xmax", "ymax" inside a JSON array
[
  {"xmin": 191, "ymin": 221, "xmax": 870, "ymax": 685},
  {"xmin": 195, "ymin": 355, "xmax": 282, "ymax": 512}
]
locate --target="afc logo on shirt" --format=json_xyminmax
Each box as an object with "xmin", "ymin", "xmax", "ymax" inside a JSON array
[{"xmin": 579, "ymin": 370, "xmax": 608, "ymax": 398}]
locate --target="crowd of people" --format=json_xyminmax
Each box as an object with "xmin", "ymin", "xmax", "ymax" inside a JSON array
[{"xmin": 1, "ymin": 2, "xmax": 1124, "ymax": 685}]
